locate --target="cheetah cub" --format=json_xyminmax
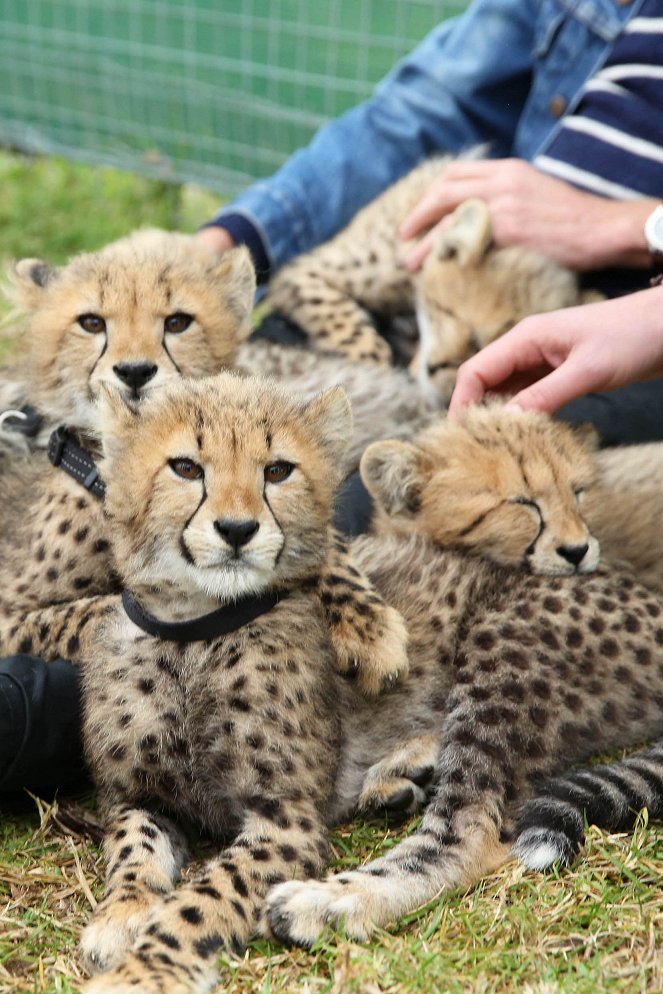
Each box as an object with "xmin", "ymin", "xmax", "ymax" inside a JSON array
[
  {"xmin": 361, "ymin": 403, "xmax": 663, "ymax": 590},
  {"xmin": 264, "ymin": 422, "xmax": 663, "ymax": 950},
  {"xmin": 77, "ymin": 373, "xmax": 444, "ymax": 993},
  {"xmin": 267, "ymin": 158, "xmax": 599, "ymax": 400},
  {"xmin": 0, "ymin": 230, "xmax": 439, "ymax": 466},
  {"xmin": 0, "ymin": 229, "xmax": 257, "ymax": 650},
  {"xmin": 0, "ymin": 230, "xmax": 408, "ymax": 694}
]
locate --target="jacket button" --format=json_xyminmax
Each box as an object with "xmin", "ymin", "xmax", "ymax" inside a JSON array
[{"xmin": 549, "ymin": 95, "xmax": 567, "ymax": 117}]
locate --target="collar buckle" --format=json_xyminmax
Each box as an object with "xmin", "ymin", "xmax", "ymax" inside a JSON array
[{"xmin": 47, "ymin": 425, "xmax": 69, "ymax": 467}]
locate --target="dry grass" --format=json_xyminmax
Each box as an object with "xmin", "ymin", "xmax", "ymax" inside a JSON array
[{"xmin": 1, "ymin": 797, "xmax": 661, "ymax": 994}]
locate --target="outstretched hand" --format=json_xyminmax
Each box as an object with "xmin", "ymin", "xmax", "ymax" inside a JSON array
[{"xmin": 449, "ymin": 285, "xmax": 663, "ymax": 415}]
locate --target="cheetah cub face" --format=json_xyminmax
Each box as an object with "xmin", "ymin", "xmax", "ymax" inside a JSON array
[
  {"xmin": 100, "ymin": 373, "xmax": 352, "ymax": 601},
  {"xmin": 8, "ymin": 229, "xmax": 256, "ymax": 430},
  {"xmin": 361, "ymin": 403, "xmax": 601, "ymax": 576}
]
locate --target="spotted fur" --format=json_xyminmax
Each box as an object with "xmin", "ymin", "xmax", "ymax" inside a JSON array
[
  {"xmin": 263, "ymin": 422, "xmax": 663, "ymax": 949},
  {"xmin": 267, "ymin": 159, "xmax": 599, "ymax": 401},
  {"xmin": 77, "ymin": 373, "xmax": 441, "ymax": 992},
  {"xmin": 68, "ymin": 372, "xmax": 663, "ymax": 992},
  {"xmin": 513, "ymin": 738, "xmax": 663, "ymax": 871}
]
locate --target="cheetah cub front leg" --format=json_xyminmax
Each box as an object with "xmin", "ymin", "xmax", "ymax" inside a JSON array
[
  {"xmin": 80, "ymin": 805, "xmax": 188, "ymax": 975},
  {"xmin": 320, "ymin": 529, "xmax": 409, "ymax": 695},
  {"xmin": 83, "ymin": 798, "xmax": 330, "ymax": 994}
]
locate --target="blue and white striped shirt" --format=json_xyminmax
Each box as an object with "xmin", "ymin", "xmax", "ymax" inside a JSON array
[{"xmin": 536, "ymin": 2, "xmax": 663, "ymax": 201}]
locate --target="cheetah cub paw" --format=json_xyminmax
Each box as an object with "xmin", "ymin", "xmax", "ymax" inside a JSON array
[
  {"xmin": 79, "ymin": 886, "xmax": 166, "ymax": 975},
  {"xmin": 332, "ymin": 601, "xmax": 409, "ymax": 695}
]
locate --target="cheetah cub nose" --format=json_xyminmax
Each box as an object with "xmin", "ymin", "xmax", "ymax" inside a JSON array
[
  {"xmin": 556, "ymin": 543, "xmax": 589, "ymax": 568},
  {"xmin": 112, "ymin": 361, "xmax": 158, "ymax": 391},
  {"xmin": 214, "ymin": 518, "xmax": 260, "ymax": 552}
]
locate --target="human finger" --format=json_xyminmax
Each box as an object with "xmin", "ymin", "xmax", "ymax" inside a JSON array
[
  {"xmin": 449, "ymin": 328, "xmax": 546, "ymax": 413},
  {"xmin": 506, "ymin": 361, "xmax": 603, "ymax": 414},
  {"xmin": 403, "ymin": 229, "xmax": 436, "ymax": 271},
  {"xmin": 399, "ymin": 177, "xmax": 486, "ymax": 239}
]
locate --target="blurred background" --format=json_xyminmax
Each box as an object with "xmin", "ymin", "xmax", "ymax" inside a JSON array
[{"xmin": 0, "ymin": 0, "xmax": 460, "ymax": 194}]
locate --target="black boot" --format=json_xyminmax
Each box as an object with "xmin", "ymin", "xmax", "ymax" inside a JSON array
[{"xmin": 0, "ymin": 654, "xmax": 90, "ymax": 806}]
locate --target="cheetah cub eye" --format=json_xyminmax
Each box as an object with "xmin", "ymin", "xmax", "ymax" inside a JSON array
[
  {"xmin": 77, "ymin": 313, "xmax": 107, "ymax": 334},
  {"xmin": 264, "ymin": 461, "xmax": 295, "ymax": 484},
  {"xmin": 164, "ymin": 312, "xmax": 194, "ymax": 334},
  {"xmin": 511, "ymin": 497, "xmax": 539, "ymax": 510},
  {"xmin": 169, "ymin": 457, "xmax": 204, "ymax": 480}
]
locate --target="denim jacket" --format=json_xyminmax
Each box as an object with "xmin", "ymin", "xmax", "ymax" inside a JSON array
[{"xmin": 210, "ymin": 0, "xmax": 645, "ymax": 279}]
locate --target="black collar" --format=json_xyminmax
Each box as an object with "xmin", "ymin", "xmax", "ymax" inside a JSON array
[
  {"xmin": 121, "ymin": 587, "xmax": 286, "ymax": 642},
  {"xmin": 47, "ymin": 426, "xmax": 106, "ymax": 499}
]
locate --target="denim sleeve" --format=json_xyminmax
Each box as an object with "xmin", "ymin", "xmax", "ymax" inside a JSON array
[{"xmin": 208, "ymin": 0, "xmax": 539, "ymax": 274}]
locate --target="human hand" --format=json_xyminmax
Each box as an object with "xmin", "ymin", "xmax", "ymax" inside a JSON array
[
  {"xmin": 194, "ymin": 225, "xmax": 236, "ymax": 256},
  {"xmin": 399, "ymin": 158, "xmax": 655, "ymax": 272},
  {"xmin": 449, "ymin": 284, "xmax": 663, "ymax": 415}
]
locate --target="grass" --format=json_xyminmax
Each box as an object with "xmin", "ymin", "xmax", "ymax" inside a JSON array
[
  {"xmin": 0, "ymin": 149, "xmax": 219, "ymax": 361},
  {"xmin": 1, "ymin": 799, "xmax": 661, "ymax": 994},
  {"xmin": 0, "ymin": 149, "xmax": 662, "ymax": 994}
]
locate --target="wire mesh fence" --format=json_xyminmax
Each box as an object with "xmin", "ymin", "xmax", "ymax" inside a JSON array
[{"xmin": 0, "ymin": 0, "xmax": 465, "ymax": 196}]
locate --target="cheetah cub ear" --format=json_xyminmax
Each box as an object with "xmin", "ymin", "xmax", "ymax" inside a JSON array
[
  {"xmin": 429, "ymin": 197, "xmax": 492, "ymax": 267},
  {"xmin": 213, "ymin": 246, "xmax": 257, "ymax": 336},
  {"xmin": 572, "ymin": 422, "xmax": 600, "ymax": 451},
  {"xmin": 301, "ymin": 385, "xmax": 353, "ymax": 467},
  {"xmin": 361, "ymin": 439, "xmax": 433, "ymax": 519},
  {"xmin": 8, "ymin": 257, "xmax": 59, "ymax": 309}
]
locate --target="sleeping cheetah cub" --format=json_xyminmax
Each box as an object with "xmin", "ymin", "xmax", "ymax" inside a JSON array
[
  {"xmin": 362, "ymin": 403, "xmax": 663, "ymax": 591},
  {"xmin": 263, "ymin": 415, "xmax": 663, "ymax": 950},
  {"xmin": 267, "ymin": 158, "xmax": 599, "ymax": 400},
  {"xmin": 0, "ymin": 230, "xmax": 411, "ymax": 693},
  {"xmin": 72, "ymin": 371, "xmax": 663, "ymax": 990}
]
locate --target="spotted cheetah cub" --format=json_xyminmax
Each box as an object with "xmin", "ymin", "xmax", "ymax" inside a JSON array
[
  {"xmin": 263, "ymin": 425, "xmax": 663, "ymax": 950},
  {"xmin": 267, "ymin": 158, "xmax": 598, "ymax": 400},
  {"xmin": 0, "ymin": 230, "xmax": 439, "ymax": 466},
  {"xmin": 360, "ymin": 403, "xmax": 663, "ymax": 590},
  {"xmin": 0, "ymin": 228, "xmax": 256, "ymax": 650},
  {"xmin": 77, "ymin": 373, "xmax": 441, "ymax": 993},
  {"xmin": 0, "ymin": 230, "xmax": 408, "ymax": 693}
]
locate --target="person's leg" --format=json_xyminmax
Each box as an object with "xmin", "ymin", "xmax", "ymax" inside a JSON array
[
  {"xmin": 0, "ymin": 654, "xmax": 88, "ymax": 804},
  {"xmin": 333, "ymin": 470, "xmax": 374, "ymax": 537},
  {"xmin": 557, "ymin": 378, "xmax": 663, "ymax": 446}
]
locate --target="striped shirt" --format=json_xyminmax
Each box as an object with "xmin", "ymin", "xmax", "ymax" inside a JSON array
[{"xmin": 535, "ymin": 1, "xmax": 663, "ymax": 201}]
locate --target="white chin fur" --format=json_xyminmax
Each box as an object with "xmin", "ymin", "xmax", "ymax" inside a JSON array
[
  {"xmin": 198, "ymin": 563, "xmax": 275, "ymax": 601},
  {"xmin": 132, "ymin": 547, "xmax": 276, "ymax": 603}
]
